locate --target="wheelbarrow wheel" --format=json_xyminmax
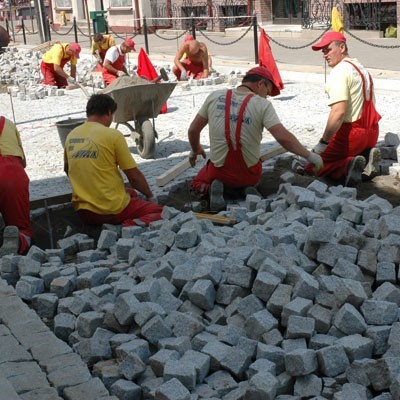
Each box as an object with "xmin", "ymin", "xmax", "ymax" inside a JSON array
[{"xmin": 136, "ymin": 120, "xmax": 155, "ymax": 159}]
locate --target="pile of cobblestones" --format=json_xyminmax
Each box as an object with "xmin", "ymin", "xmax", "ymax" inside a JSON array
[{"xmin": 2, "ymin": 178, "xmax": 400, "ymax": 399}]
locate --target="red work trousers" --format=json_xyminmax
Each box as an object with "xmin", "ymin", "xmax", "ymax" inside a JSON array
[
  {"xmin": 0, "ymin": 156, "xmax": 31, "ymax": 253},
  {"xmin": 40, "ymin": 61, "xmax": 68, "ymax": 88},
  {"xmin": 173, "ymin": 59, "xmax": 204, "ymax": 80},
  {"xmin": 77, "ymin": 188, "xmax": 163, "ymax": 226}
]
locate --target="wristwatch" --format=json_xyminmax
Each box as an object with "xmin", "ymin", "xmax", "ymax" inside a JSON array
[{"xmin": 319, "ymin": 138, "xmax": 329, "ymax": 145}]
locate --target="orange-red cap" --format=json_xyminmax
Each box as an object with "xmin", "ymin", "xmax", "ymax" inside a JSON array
[{"xmin": 245, "ymin": 66, "xmax": 280, "ymax": 96}]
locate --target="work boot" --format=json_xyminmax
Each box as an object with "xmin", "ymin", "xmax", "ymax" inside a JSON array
[
  {"xmin": 209, "ymin": 180, "xmax": 226, "ymax": 212},
  {"xmin": 362, "ymin": 147, "xmax": 381, "ymax": 180},
  {"xmin": 0, "ymin": 226, "xmax": 19, "ymax": 257},
  {"xmin": 244, "ymin": 186, "xmax": 262, "ymax": 198},
  {"xmin": 345, "ymin": 156, "xmax": 366, "ymax": 187}
]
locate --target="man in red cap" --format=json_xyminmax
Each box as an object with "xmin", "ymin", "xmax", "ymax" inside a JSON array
[
  {"xmin": 173, "ymin": 38, "xmax": 210, "ymax": 81},
  {"xmin": 305, "ymin": 31, "xmax": 381, "ymax": 186},
  {"xmin": 40, "ymin": 42, "xmax": 81, "ymax": 88},
  {"xmin": 187, "ymin": 66, "xmax": 323, "ymax": 212},
  {"xmin": 102, "ymin": 38, "xmax": 136, "ymax": 86}
]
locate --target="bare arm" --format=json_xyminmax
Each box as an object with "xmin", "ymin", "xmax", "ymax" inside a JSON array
[
  {"xmin": 200, "ymin": 45, "xmax": 209, "ymax": 77},
  {"xmin": 70, "ymin": 64, "xmax": 76, "ymax": 79},
  {"xmin": 174, "ymin": 44, "xmax": 187, "ymax": 72},
  {"xmin": 103, "ymin": 59, "xmax": 119, "ymax": 75},
  {"xmin": 54, "ymin": 64, "xmax": 70, "ymax": 79},
  {"xmin": 124, "ymin": 167, "xmax": 153, "ymax": 198},
  {"xmin": 321, "ymin": 101, "xmax": 347, "ymax": 142},
  {"xmin": 188, "ymin": 114, "xmax": 207, "ymax": 166},
  {"xmin": 268, "ymin": 123, "xmax": 311, "ymax": 159}
]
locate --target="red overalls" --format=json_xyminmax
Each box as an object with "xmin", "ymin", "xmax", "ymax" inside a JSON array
[
  {"xmin": 102, "ymin": 47, "xmax": 125, "ymax": 86},
  {"xmin": 40, "ymin": 45, "xmax": 71, "ymax": 88},
  {"xmin": 191, "ymin": 90, "xmax": 262, "ymax": 195},
  {"xmin": 305, "ymin": 60, "xmax": 381, "ymax": 181},
  {"xmin": 173, "ymin": 59, "xmax": 204, "ymax": 80},
  {"xmin": 0, "ymin": 117, "xmax": 31, "ymax": 254}
]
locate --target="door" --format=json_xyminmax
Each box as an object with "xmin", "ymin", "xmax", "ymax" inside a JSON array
[{"xmin": 273, "ymin": 0, "xmax": 301, "ymax": 24}]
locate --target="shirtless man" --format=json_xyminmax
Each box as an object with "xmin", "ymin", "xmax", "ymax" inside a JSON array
[{"xmin": 173, "ymin": 39, "xmax": 210, "ymax": 81}]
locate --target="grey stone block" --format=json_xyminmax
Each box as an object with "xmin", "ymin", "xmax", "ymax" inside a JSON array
[
  {"xmin": 47, "ymin": 362, "xmax": 91, "ymax": 392},
  {"xmin": 150, "ymin": 349, "xmax": 180, "ymax": 377},
  {"xmin": 116, "ymin": 238, "xmax": 135, "ymax": 260},
  {"xmin": 262, "ymin": 328, "xmax": 283, "ymax": 346},
  {"xmin": 110, "ymin": 379, "xmax": 141, "ymax": 400},
  {"xmin": 18, "ymin": 257, "xmax": 41, "ymax": 276},
  {"xmin": 361, "ymin": 299, "xmax": 398, "ymax": 325},
  {"xmin": 246, "ymin": 309, "xmax": 278, "ymax": 340},
  {"xmin": 357, "ymin": 250, "xmax": 377, "ymax": 275},
  {"xmin": 113, "ymin": 291, "xmax": 141, "ymax": 326},
  {"xmin": 97, "ymin": 230, "xmax": 118, "ymax": 250},
  {"xmin": 26, "ymin": 245, "xmax": 48, "ymax": 263},
  {"xmin": 286, "ymin": 315, "xmax": 315, "ymax": 339},
  {"xmin": 245, "ymin": 371, "xmax": 278, "ymax": 400},
  {"xmin": 285, "ymin": 349, "xmax": 317, "ymax": 376},
  {"xmin": 247, "ymin": 358, "xmax": 276, "ymax": 379},
  {"xmin": 76, "ymin": 311, "xmax": 104, "ymax": 338},
  {"xmin": 158, "ymin": 336, "xmax": 191, "ymax": 355},
  {"xmin": 33, "ymin": 293, "xmax": 58, "ymax": 318},
  {"xmin": 50, "ymin": 276, "xmax": 71, "ymax": 298},
  {"xmin": 373, "ymin": 282, "xmax": 400, "ymax": 305},
  {"xmin": 164, "ymin": 359, "xmax": 197, "ymax": 390},
  {"xmin": 216, "ymin": 284, "xmax": 247, "ymax": 305},
  {"xmin": 377, "ymin": 261, "xmax": 397, "ymax": 284},
  {"xmin": 155, "ymin": 378, "xmax": 190, "ymax": 400},
  {"xmin": 225, "ymin": 264, "xmax": 254, "ymax": 288},
  {"xmin": 281, "ymin": 297, "xmax": 313, "ymax": 327},
  {"xmin": 165, "ymin": 312, "xmax": 205, "ymax": 339},
  {"xmin": 316, "ymin": 345, "xmax": 350, "ymax": 377},
  {"xmin": 188, "ymin": 279, "xmax": 216, "ymax": 311},
  {"xmin": 308, "ymin": 218, "xmax": 336, "ymax": 243},
  {"xmin": 267, "ymin": 284, "xmax": 292, "ymax": 317},
  {"xmin": 54, "ymin": 313, "xmax": 76, "ymax": 341},
  {"xmin": 62, "ymin": 377, "xmax": 109, "ymax": 400},
  {"xmin": 256, "ymin": 343, "xmax": 286, "ymax": 374},
  {"xmin": 332, "ymin": 258, "xmax": 364, "ymax": 281},
  {"xmin": 118, "ymin": 353, "xmax": 146, "ymax": 380},
  {"xmin": 237, "ymin": 294, "xmax": 264, "ymax": 317},
  {"xmin": 368, "ymin": 357, "xmax": 400, "ymax": 391},
  {"xmin": 333, "ymin": 303, "xmax": 367, "ymax": 335},
  {"xmin": 175, "ymin": 227, "xmax": 199, "ymax": 249},
  {"xmin": 335, "ymin": 334, "xmax": 374, "ymax": 362},
  {"xmin": 16, "ymin": 276, "xmax": 44, "ymax": 300},
  {"xmin": 364, "ymin": 325, "xmax": 391, "ymax": 356},
  {"xmin": 204, "ymin": 370, "xmax": 238, "ymax": 397},
  {"xmin": 141, "ymin": 315, "xmax": 172, "ymax": 344},
  {"xmin": 220, "ymin": 346, "xmax": 252, "ymax": 379},
  {"xmin": 76, "ymin": 267, "xmax": 110, "ymax": 290},
  {"xmin": 379, "ymin": 214, "xmax": 400, "ymax": 238},
  {"xmin": 252, "ymin": 271, "xmax": 281, "ymax": 302},
  {"xmin": 307, "ymin": 304, "xmax": 332, "ymax": 334},
  {"xmin": 293, "ymin": 374, "xmax": 322, "ymax": 398},
  {"xmin": 115, "ymin": 339, "xmax": 150, "ymax": 363},
  {"xmin": 289, "ymin": 267, "xmax": 319, "ymax": 300}
]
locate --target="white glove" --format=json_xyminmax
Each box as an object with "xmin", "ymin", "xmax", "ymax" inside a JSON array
[
  {"xmin": 67, "ymin": 76, "xmax": 75, "ymax": 84},
  {"xmin": 117, "ymin": 71, "xmax": 127, "ymax": 77},
  {"xmin": 312, "ymin": 140, "xmax": 328, "ymax": 154},
  {"xmin": 307, "ymin": 152, "xmax": 324, "ymax": 174},
  {"xmin": 180, "ymin": 69, "xmax": 187, "ymax": 81}
]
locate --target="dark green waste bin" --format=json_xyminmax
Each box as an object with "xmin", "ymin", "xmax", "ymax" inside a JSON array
[{"xmin": 90, "ymin": 10, "xmax": 107, "ymax": 33}]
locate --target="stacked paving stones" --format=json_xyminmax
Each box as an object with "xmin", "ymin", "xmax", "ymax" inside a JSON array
[{"xmin": 2, "ymin": 181, "xmax": 400, "ymax": 399}]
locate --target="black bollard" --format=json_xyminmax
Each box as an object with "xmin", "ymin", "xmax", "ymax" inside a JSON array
[
  {"xmin": 143, "ymin": 16, "xmax": 149, "ymax": 54},
  {"xmin": 22, "ymin": 18, "xmax": 26, "ymax": 44},
  {"xmin": 73, "ymin": 16, "xmax": 78, "ymax": 43},
  {"xmin": 191, "ymin": 12, "xmax": 196, "ymax": 40},
  {"xmin": 253, "ymin": 10, "xmax": 258, "ymax": 64}
]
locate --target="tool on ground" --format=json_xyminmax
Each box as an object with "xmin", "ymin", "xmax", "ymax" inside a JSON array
[
  {"xmin": 149, "ymin": 68, "xmax": 169, "ymax": 83},
  {"xmin": 7, "ymin": 89, "xmax": 16, "ymax": 124},
  {"xmin": 76, "ymin": 82, "xmax": 91, "ymax": 98}
]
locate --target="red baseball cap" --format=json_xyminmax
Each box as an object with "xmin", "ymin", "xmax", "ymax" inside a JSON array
[
  {"xmin": 124, "ymin": 38, "xmax": 136, "ymax": 51},
  {"xmin": 312, "ymin": 31, "xmax": 347, "ymax": 51},
  {"xmin": 184, "ymin": 35, "xmax": 194, "ymax": 42},
  {"xmin": 69, "ymin": 43, "xmax": 81, "ymax": 58},
  {"xmin": 245, "ymin": 66, "xmax": 280, "ymax": 96}
]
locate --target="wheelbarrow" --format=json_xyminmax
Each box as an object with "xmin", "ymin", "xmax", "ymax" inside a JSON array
[{"xmin": 102, "ymin": 72, "xmax": 176, "ymax": 159}]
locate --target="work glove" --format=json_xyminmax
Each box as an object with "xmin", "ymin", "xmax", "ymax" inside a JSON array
[
  {"xmin": 117, "ymin": 71, "xmax": 127, "ymax": 77},
  {"xmin": 67, "ymin": 76, "xmax": 75, "ymax": 84},
  {"xmin": 307, "ymin": 152, "xmax": 324, "ymax": 174},
  {"xmin": 312, "ymin": 141, "xmax": 328, "ymax": 154},
  {"xmin": 180, "ymin": 69, "xmax": 187, "ymax": 81}
]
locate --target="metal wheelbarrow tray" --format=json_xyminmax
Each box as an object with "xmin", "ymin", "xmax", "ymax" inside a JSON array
[{"xmin": 104, "ymin": 81, "xmax": 177, "ymax": 159}]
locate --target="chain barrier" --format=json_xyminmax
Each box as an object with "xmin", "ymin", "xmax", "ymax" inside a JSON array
[
  {"xmin": 261, "ymin": 25, "xmax": 331, "ymax": 49},
  {"xmin": 76, "ymin": 24, "xmax": 90, "ymax": 37},
  {"xmin": 50, "ymin": 23, "xmax": 74, "ymax": 36},
  {"xmin": 344, "ymin": 29, "xmax": 400, "ymax": 49},
  {"xmin": 153, "ymin": 30, "xmax": 187, "ymax": 41},
  {"xmin": 197, "ymin": 24, "xmax": 253, "ymax": 45},
  {"xmin": 104, "ymin": 20, "xmax": 138, "ymax": 40}
]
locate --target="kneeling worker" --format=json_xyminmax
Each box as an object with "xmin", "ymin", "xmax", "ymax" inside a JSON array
[
  {"xmin": 64, "ymin": 94, "xmax": 163, "ymax": 227},
  {"xmin": 188, "ymin": 66, "xmax": 323, "ymax": 212},
  {"xmin": 91, "ymin": 33, "xmax": 116, "ymax": 67}
]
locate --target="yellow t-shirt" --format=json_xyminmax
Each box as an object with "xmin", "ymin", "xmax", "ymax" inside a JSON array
[
  {"xmin": 91, "ymin": 34, "xmax": 116, "ymax": 55},
  {"xmin": 198, "ymin": 89, "xmax": 281, "ymax": 167},
  {"xmin": 0, "ymin": 117, "xmax": 25, "ymax": 159},
  {"xmin": 64, "ymin": 121, "xmax": 137, "ymax": 214},
  {"xmin": 42, "ymin": 43, "xmax": 78, "ymax": 66},
  {"xmin": 325, "ymin": 58, "xmax": 374, "ymax": 122}
]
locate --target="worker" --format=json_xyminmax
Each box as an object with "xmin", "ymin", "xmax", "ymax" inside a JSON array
[
  {"xmin": 64, "ymin": 94, "xmax": 163, "ymax": 227},
  {"xmin": 305, "ymin": 31, "xmax": 381, "ymax": 186},
  {"xmin": 91, "ymin": 33, "xmax": 116, "ymax": 67},
  {"xmin": 173, "ymin": 38, "xmax": 210, "ymax": 81},
  {"xmin": 181, "ymin": 34, "xmax": 213, "ymax": 71},
  {"xmin": 102, "ymin": 38, "xmax": 136, "ymax": 87},
  {"xmin": 40, "ymin": 42, "xmax": 81, "ymax": 88},
  {"xmin": 0, "ymin": 116, "xmax": 31, "ymax": 256},
  {"xmin": 187, "ymin": 66, "xmax": 323, "ymax": 212}
]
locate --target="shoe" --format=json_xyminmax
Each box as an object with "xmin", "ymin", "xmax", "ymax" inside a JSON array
[
  {"xmin": 209, "ymin": 180, "xmax": 226, "ymax": 212},
  {"xmin": 362, "ymin": 147, "xmax": 381, "ymax": 180},
  {"xmin": 0, "ymin": 226, "xmax": 20, "ymax": 257},
  {"xmin": 345, "ymin": 156, "xmax": 366, "ymax": 187},
  {"xmin": 244, "ymin": 186, "xmax": 262, "ymax": 197}
]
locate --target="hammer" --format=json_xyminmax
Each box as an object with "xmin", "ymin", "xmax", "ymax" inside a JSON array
[{"xmin": 148, "ymin": 68, "xmax": 169, "ymax": 83}]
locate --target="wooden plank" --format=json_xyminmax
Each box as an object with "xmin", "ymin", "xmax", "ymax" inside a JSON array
[
  {"xmin": 156, "ymin": 155, "xmax": 203, "ymax": 187},
  {"xmin": 156, "ymin": 145, "xmax": 286, "ymax": 188},
  {"xmin": 194, "ymin": 212, "xmax": 236, "ymax": 226}
]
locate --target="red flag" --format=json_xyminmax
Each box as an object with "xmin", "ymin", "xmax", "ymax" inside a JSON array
[
  {"xmin": 258, "ymin": 29, "xmax": 284, "ymax": 91},
  {"xmin": 137, "ymin": 48, "xmax": 167, "ymax": 113}
]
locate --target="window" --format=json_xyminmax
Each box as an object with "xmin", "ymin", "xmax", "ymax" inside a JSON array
[
  {"xmin": 109, "ymin": 0, "xmax": 131, "ymax": 8},
  {"xmin": 54, "ymin": 0, "xmax": 71, "ymax": 8}
]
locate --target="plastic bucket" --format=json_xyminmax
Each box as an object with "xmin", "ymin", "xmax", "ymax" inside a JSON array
[{"xmin": 56, "ymin": 118, "xmax": 86, "ymax": 147}]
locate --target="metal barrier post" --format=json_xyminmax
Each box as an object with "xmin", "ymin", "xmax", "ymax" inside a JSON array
[
  {"xmin": 143, "ymin": 16, "xmax": 149, "ymax": 54},
  {"xmin": 22, "ymin": 18, "xmax": 26, "ymax": 44},
  {"xmin": 5, "ymin": 18, "xmax": 9, "ymax": 35},
  {"xmin": 46, "ymin": 15, "xmax": 51, "ymax": 41},
  {"xmin": 253, "ymin": 10, "xmax": 258, "ymax": 64},
  {"xmin": 191, "ymin": 12, "xmax": 196, "ymax": 39},
  {"xmin": 73, "ymin": 16, "xmax": 78, "ymax": 43}
]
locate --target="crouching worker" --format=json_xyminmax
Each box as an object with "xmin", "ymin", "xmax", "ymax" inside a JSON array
[
  {"xmin": 188, "ymin": 66, "xmax": 323, "ymax": 212},
  {"xmin": 64, "ymin": 94, "xmax": 163, "ymax": 227},
  {"xmin": 0, "ymin": 116, "xmax": 32, "ymax": 256}
]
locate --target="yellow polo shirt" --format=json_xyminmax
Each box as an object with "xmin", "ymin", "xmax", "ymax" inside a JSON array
[
  {"xmin": 91, "ymin": 34, "xmax": 115, "ymax": 55},
  {"xmin": 42, "ymin": 43, "xmax": 78, "ymax": 66},
  {"xmin": 0, "ymin": 117, "xmax": 25, "ymax": 159}
]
